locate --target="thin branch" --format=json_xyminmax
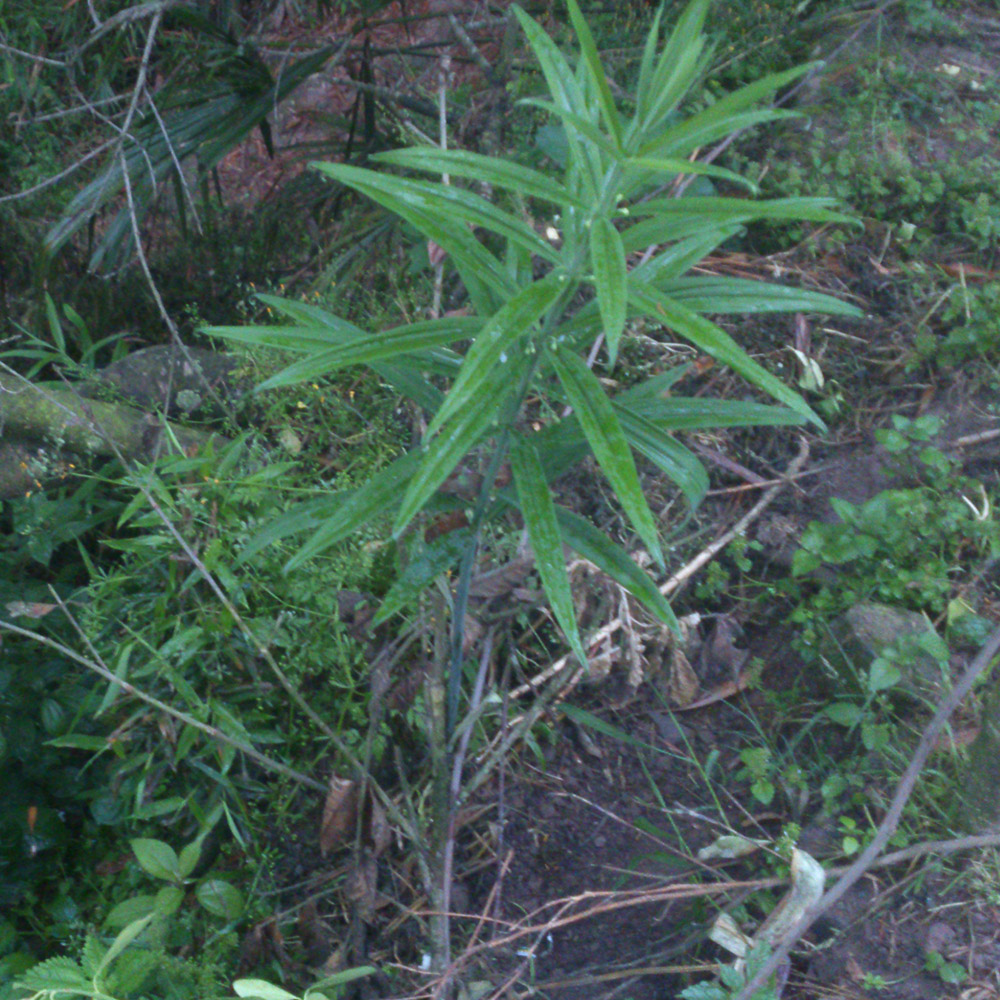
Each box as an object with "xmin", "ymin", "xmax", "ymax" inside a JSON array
[
  {"xmin": 732, "ymin": 620, "xmax": 1000, "ymax": 1000},
  {"xmin": 0, "ymin": 615, "xmax": 327, "ymax": 792}
]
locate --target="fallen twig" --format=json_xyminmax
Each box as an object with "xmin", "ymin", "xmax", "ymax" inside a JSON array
[
  {"xmin": 732, "ymin": 620, "xmax": 1000, "ymax": 1000},
  {"xmin": 509, "ymin": 437, "xmax": 811, "ymax": 700}
]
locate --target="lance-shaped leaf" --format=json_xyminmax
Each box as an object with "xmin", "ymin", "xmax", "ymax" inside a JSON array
[
  {"xmin": 550, "ymin": 348, "xmax": 664, "ymax": 568},
  {"xmin": 652, "ymin": 276, "xmax": 864, "ymax": 317},
  {"xmin": 374, "ymin": 148, "xmax": 584, "ymax": 208},
  {"xmin": 629, "ymin": 284, "xmax": 823, "ymax": 428},
  {"xmin": 630, "ymin": 195, "xmax": 854, "ymax": 228},
  {"xmin": 636, "ymin": 0, "xmax": 709, "ymax": 134},
  {"xmin": 566, "ymin": 0, "xmax": 623, "ymax": 148},
  {"xmin": 623, "ymin": 156, "xmax": 755, "ymax": 194},
  {"xmin": 590, "ymin": 217, "xmax": 628, "ymax": 365},
  {"xmin": 280, "ymin": 452, "xmax": 422, "ymax": 570},
  {"xmin": 427, "ymin": 273, "xmax": 564, "ymax": 437},
  {"xmin": 647, "ymin": 63, "xmax": 812, "ymax": 158},
  {"xmin": 312, "ymin": 162, "xmax": 512, "ymax": 309},
  {"xmin": 394, "ymin": 385, "xmax": 509, "ymax": 537},
  {"xmin": 614, "ymin": 404, "xmax": 708, "ymax": 510},
  {"xmin": 511, "ymin": 439, "xmax": 588, "ymax": 666},
  {"xmin": 512, "ymin": 4, "xmax": 602, "ymax": 195},
  {"xmin": 318, "ymin": 163, "xmax": 559, "ymax": 264},
  {"xmin": 554, "ymin": 505, "xmax": 678, "ymax": 632}
]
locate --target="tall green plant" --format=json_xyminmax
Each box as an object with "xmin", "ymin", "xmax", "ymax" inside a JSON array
[{"xmin": 208, "ymin": 0, "xmax": 859, "ymax": 722}]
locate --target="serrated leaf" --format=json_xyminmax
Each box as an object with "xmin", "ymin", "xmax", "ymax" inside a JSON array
[
  {"xmin": 131, "ymin": 838, "xmax": 181, "ymax": 882},
  {"xmin": 511, "ymin": 440, "xmax": 587, "ymax": 666},
  {"xmin": 427, "ymin": 274, "xmax": 563, "ymax": 438},
  {"xmin": 550, "ymin": 349, "xmax": 663, "ymax": 567},
  {"xmin": 14, "ymin": 956, "xmax": 90, "ymax": 993},
  {"xmin": 554, "ymin": 506, "xmax": 677, "ymax": 631},
  {"xmin": 590, "ymin": 218, "xmax": 627, "ymax": 365}
]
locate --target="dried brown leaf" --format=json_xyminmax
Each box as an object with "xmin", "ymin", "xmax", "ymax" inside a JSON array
[
  {"xmin": 667, "ymin": 648, "xmax": 700, "ymax": 707},
  {"xmin": 346, "ymin": 853, "xmax": 378, "ymax": 922},
  {"xmin": 320, "ymin": 775, "xmax": 358, "ymax": 856},
  {"xmin": 367, "ymin": 796, "xmax": 392, "ymax": 858}
]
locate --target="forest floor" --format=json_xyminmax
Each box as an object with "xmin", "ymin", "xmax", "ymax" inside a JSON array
[{"xmin": 199, "ymin": 2, "xmax": 1000, "ymax": 998}]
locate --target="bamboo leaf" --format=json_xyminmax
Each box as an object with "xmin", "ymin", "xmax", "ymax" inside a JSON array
[
  {"xmin": 614, "ymin": 404, "xmax": 708, "ymax": 509},
  {"xmin": 373, "ymin": 148, "xmax": 584, "ymax": 208},
  {"xmin": 511, "ymin": 440, "xmax": 587, "ymax": 665},
  {"xmin": 285, "ymin": 453, "xmax": 422, "ymax": 569},
  {"xmin": 427, "ymin": 274, "xmax": 564, "ymax": 438},
  {"xmin": 589, "ymin": 218, "xmax": 628, "ymax": 365},
  {"xmin": 629, "ymin": 284, "xmax": 823, "ymax": 428},
  {"xmin": 555, "ymin": 505, "xmax": 678, "ymax": 631},
  {"xmin": 394, "ymin": 392, "xmax": 506, "ymax": 537},
  {"xmin": 550, "ymin": 348, "xmax": 663, "ymax": 567},
  {"xmin": 566, "ymin": 0, "xmax": 623, "ymax": 147}
]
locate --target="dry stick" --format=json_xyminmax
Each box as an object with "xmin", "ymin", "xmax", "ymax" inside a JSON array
[
  {"xmin": 0, "ymin": 617, "xmax": 326, "ymax": 792},
  {"xmin": 732, "ymin": 620, "xmax": 1000, "ymax": 1000},
  {"xmin": 509, "ymin": 437, "xmax": 811, "ymax": 700}
]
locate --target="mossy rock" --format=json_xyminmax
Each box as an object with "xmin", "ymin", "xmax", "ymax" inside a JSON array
[{"xmin": 823, "ymin": 602, "xmax": 946, "ymax": 700}]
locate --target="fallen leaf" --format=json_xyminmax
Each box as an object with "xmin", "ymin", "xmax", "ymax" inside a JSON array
[{"xmin": 320, "ymin": 775, "xmax": 358, "ymax": 856}]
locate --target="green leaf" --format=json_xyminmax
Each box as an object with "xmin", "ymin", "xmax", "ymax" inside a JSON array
[
  {"xmin": 104, "ymin": 897, "xmax": 157, "ymax": 929},
  {"xmin": 374, "ymin": 528, "xmax": 473, "ymax": 626},
  {"xmin": 178, "ymin": 840, "xmax": 202, "ymax": 880},
  {"xmin": 550, "ymin": 348, "xmax": 663, "ymax": 567},
  {"xmin": 659, "ymin": 276, "xmax": 863, "ymax": 317},
  {"xmin": 428, "ymin": 273, "xmax": 563, "ymax": 437},
  {"xmin": 590, "ymin": 218, "xmax": 627, "ymax": 365},
  {"xmin": 630, "ymin": 194, "xmax": 854, "ymax": 228},
  {"xmin": 153, "ymin": 886, "xmax": 185, "ymax": 919},
  {"xmin": 14, "ymin": 956, "xmax": 91, "ymax": 995},
  {"xmin": 511, "ymin": 5, "xmax": 601, "ymax": 195},
  {"xmin": 196, "ymin": 879, "xmax": 245, "ymax": 920},
  {"xmin": 566, "ymin": 0, "xmax": 622, "ymax": 147},
  {"xmin": 511, "ymin": 439, "xmax": 587, "ymax": 665},
  {"xmin": 613, "ymin": 404, "xmax": 708, "ymax": 509},
  {"xmin": 317, "ymin": 163, "xmax": 559, "ymax": 264},
  {"xmin": 554, "ymin": 506, "xmax": 677, "ymax": 630},
  {"xmin": 374, "ymin": 148, "xmax": 582, "ymax": 208},
  {"xmin": 96, "ymin": 915, "xmax": 153, "ymax": 979},
  {"xmin": 131, "ymin": 839, "xmax": 182, "ymax": 882},
  {"xmin": 393, "ymin": 391, "xmax": 506, "ymax": 537},
  {"xmin": 305, "ymin": 968, "xmax": 378, "ymax": 996},
  {"xmin": 286, "ymin": 453, "xmax": 421, "ymax": 569},
  {"xmin": 45, "ymin": 734, "xmax": 109, "ymax": 751},
  {"xmin": 629, "ymin": 284, "xmax": 823, "ymax": 428},
  {"xmin": 623, "ymin": 156, "xmax": 755, "ymax": 193},
  {"xmin": 637, "ymin": 0, "xmax": 709, "ymax": 133},
  {"xmin": 518, "ymin": 98, "xmax": 620, "ymax": 161},
  {"xmin": 312, "ymin": 164, "xmax": 512, "ymax": 311},
  {"xmin": 233, "ymin": 979, "xmax": 299, "ymax": 1000},
  {"xmin": 651, "ymin": 63, "xmax": 811, "ymax": 157}
]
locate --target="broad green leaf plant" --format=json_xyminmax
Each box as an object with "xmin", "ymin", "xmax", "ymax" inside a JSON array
[{"xmin": 208, "ymin": 0, "xmax": 860, "ymax": 727}]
